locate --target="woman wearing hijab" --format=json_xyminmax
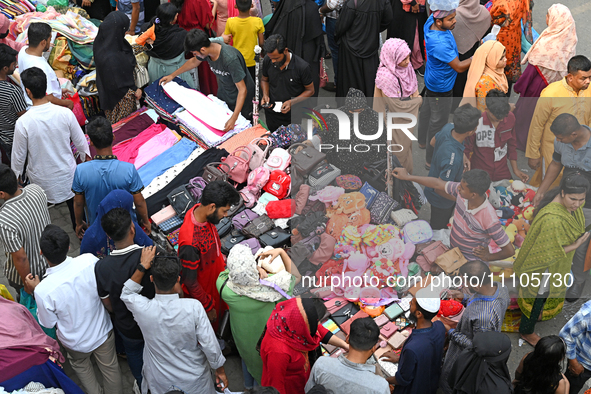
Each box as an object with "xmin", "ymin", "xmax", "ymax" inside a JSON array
[
  {"xmin": 490, "ymin": 0, "xmax": 532, "ymax": 90},
  {"xmin": 80, "ymin": 190, "xmax": 153, "ymax": 258},
  {"xmin": 171, "ymin": 0, "xmax": 219, "ymax": 95},
  {"xmin": 335, "ymin": 0, "xmax": 393, "ymax": 98},
  {"xmin": 514, "ymin": 4, "xmax": 577, "ymax": 151},
  {"xmin": 260, "ymin": 297, "xmax": 348, "ymax": 394},
  {"xmin": 264, "ymin": 0, "xmax": 325, "ymax": 98},
  {"xmin": 461, "ymin": 40, "xmax": 508, "ymax": 111},
  {"xmin": 144, "ymin": 3, "xmax": 195, "ymax": 88},
  {"xmin": 514, "ymin": 335, "xmax": 569, "ymax": 394},
  {"xmin": 217, "ymin": 245, "xmax": 300, "ymax": 389},
  {"xmin": 94, "ymin": 12, "xmax": 141, "ymax": 124},
  {"xmin": 451, "ymin": 0, "xmax": 491, "ymax": 110},
  {"xmin": 374, "ymin": 38, "xmax": 422, "ymax": 173},
  {"xmin": 320, "ymin": 88, "xmax": 383, "ymax": 176},
  {"xmin": 448, "ymin": 331, "xmax": 512, "ymax": 394}
]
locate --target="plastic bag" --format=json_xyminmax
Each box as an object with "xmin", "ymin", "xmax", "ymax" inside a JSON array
[
  {"xmin": 63, "ymin": 92, "xmax": 87, "ymax": 126},
  {"xmin": 0, "ymin": 284, "xmax": 14, "ymax": 301},
  {"xmin": 46, "ymin": 0, "xmax": 67, "ymax": 7},
  {"xmin": 20, "ymin": 288, "xmax": 57, "ymax": 339},
  {"xmin": 431, "ymin": 229, "xmax": 451, "ymax": 248}
]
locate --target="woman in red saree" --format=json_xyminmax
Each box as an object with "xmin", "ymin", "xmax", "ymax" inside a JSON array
[{"xmin": 260, "ymin": 297, "xmax": 348, "ymax": 394}]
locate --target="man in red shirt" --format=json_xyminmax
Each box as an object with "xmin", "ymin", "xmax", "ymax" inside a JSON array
[
  {"xmin": 178, "ymin": 180, "xmax": 240, "ymax": 327},
  {"xmin": 464, "ymin": 89, "xmax": 529, "ymax": 183}
]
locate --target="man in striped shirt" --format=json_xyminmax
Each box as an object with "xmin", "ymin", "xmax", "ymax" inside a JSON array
[
  {"xmin": 560, "ymin": 300, "xmax": 591, "ymax": 393},
  {"xmin": 0, "ymin": 164, "xmax": 50, "ymax": 295},
  {"xmin": 392, "ymin": 168, "xmax": 515, "ymax": 262}
]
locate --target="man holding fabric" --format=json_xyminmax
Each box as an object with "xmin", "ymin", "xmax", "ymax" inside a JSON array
[{"xmin": 161, "ymin": 29, "xmax": 254, "ymax": 132}]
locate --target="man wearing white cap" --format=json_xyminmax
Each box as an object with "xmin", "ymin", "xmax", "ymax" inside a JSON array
[{"xmin": 381, "ymin": 288, "xmax": 446, "ymax": 394}]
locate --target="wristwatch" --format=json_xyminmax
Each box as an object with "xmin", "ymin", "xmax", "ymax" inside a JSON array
[{"xmin": 137, "ymin": 263, "xmax": 148, "ymax": 273}]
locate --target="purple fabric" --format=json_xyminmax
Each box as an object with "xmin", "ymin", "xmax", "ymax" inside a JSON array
[
  {"xmin": 0, "ymin": 297, "xmax": 63, "ymax": 381},
  {"xmin": 112, "ymin": 123, "xmax": 167, "ymax": 164},
  {"xmin": 514, "ymin": 64, "xmax": 549, "ymax": 151},
  {"xmin": 89, "ymin": 114, "xmax": 155, "ymax": 157}
]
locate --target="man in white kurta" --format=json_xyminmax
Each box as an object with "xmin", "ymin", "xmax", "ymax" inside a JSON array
[{"xmin": 120, "ymin": 251, "xmax": 227, "ymax": 394}]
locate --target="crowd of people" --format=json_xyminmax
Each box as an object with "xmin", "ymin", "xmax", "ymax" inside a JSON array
[{"xmin": 2, "ymin": 0, "xmax": 591, "ymax": 393}]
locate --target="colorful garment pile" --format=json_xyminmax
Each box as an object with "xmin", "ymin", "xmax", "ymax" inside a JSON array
[
  {"xmin": 144, "ymin": 77, "xmax": 191, "ymax": 123},
  {"xmin": 0, "ymin": 0, "xmax": 34, "ymax": 19},
  {"xmin": 11, "ymin": 7, "xmax": 98, "ymax": 44}
]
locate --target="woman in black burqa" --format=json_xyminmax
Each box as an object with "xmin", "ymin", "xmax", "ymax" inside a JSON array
[
  {"xmin": 335, "ymin": 0, "xmax": 393, "ymax": 98},
  {"xmin": 447, "ymin": 331, "xmax": 512, "ymax": 394},
  {"xmin": 94, "ymin": 11, "xmax": 140, "ymax": 124}
]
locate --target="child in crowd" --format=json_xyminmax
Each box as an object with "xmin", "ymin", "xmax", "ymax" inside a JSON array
[
  {"xmin": 392, "ymin": 168, "xmax": 515, "ymax": 262},
  {"xmin": 464, "ymin": 89, "xmax": 529, "ymax": 183},
  {"xmin": 425, "ymin": 104, "xmax": 481, "ymax": 230},
  {"xmin": 223, "ymin": 0, "xmax": 264, "ymax": 82}
]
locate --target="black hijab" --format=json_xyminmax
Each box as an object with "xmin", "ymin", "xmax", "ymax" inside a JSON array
[
  {"xmin": 264, "ymin": 0, "xmax": 324, "ymax": 58},
  {"xmin": 94, "ymin": 12, "xmax": 137, "ymax": 111},
  {"xmin": 448, "ymin": 331, "xmax": 512, "ymax": 394},
  {"xmin": 146, "ymin": 22, "xmax": 187, "ymax": 60}
]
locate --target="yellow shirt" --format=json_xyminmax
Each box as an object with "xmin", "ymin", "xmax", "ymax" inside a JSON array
[
  {"xmin": 224, "ymin": 16, "xmax": 264, "ymax": 68},
  {"xmin": 526, "ymin": 78, "xmax": 591, "ymax": 160}
]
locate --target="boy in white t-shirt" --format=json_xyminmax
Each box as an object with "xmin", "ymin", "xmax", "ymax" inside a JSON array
[{"xmin": 17, "ymin": 22, "xmax": 72, "ymax": 109}]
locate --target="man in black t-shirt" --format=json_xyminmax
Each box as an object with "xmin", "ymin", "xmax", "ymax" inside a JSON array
[
  {"xmin": 95, "ymin": 207, "xmax": 155, "ymax": 388},
  {"xmin": 261, "ymin": 34, "xmax": 315, "ymax": 133},
  {"xmin": 161, "ymin": 30, "xmax": 255, "ymax": 132}
]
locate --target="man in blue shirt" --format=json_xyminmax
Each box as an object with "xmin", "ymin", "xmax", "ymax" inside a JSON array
[
  {"xmin": 418, "ymin": 9, "xmax": 472, "ymax": 170},
  {"xmin": 382, "ymin": 288, "xmax": 446, "ymax": 394},
  {"xmin": 425, "ymin": 104, "xmax": 480, "ymax": 229},
  {"xmin": 560, "ymin": 300, "xmax": 591, "ymax": 393},
  {"xmin": 72, "ymin": 117, "xmax": 151, "ymax": 239}
]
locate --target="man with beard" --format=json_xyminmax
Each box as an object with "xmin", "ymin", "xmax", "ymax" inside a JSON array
[
  {"xmin": 17, "ymin": 23, "xmax": 73, "ymax": 110},
  {"xmin": 178, "ymin": 180, "xmax": 240, "ymax": 327},
  {"xmin": 418, "ymin": 8, "xmax": 472, "ymax": 169},
  {"xmin": 0, "ymin": 44, "xmax": 26, "ymax": 163},
  {"xmin": 381, "ymin": 288, "xmax": 445, "ymax": 394}
]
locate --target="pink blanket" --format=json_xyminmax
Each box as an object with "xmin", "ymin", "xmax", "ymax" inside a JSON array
[{"xmin": 135, "ymin": 128, "xmax": 181, "ymax": 169}]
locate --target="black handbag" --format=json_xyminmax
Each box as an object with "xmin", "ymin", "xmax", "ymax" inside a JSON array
[
  {"xmin": 289, "ymin": 143, "xmax": 327, "ymax": 175},
  {"xmin": 215, "ymin": 217, "xmax": 233, "ymax": 238},
  {"xmin": 242, "ymin": 215, "xmax": 275, "ymax": 238},
  {"xmin": 331, "ymin": 302, "xmax": 361, "ymax": 326},
  {"xmin": 227, "ymin": 195, "xmax": 245, "ymax": 217},
  {"xmin": 221, "ymin": 232, "xmax": 246, "ymax": 255},
  {"xmin": 167, "ymin": 185, "xmax": 196, "ymax": 218},
  {"xmin": 202, "ymin": 162, "xmax": 230, "ymax": 184},
  {"xmin": 259, "ymin": 228, "xmax": 290, "ymax": 248}
]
